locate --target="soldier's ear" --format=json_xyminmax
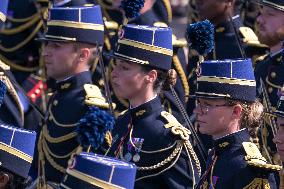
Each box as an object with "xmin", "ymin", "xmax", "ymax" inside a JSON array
[
  {"xmin": 0, "ymin": 173, "xmax": 9, "ymax": 188},
  {"xmin": 78, "ymin": 48, "xmax": 91, "ymax": 62},
  {"xmin": 231, "ymin": 104, "xmax": 242, "ymax": 119},
  {"xmin": 145, "ymin": 69, "xmax": 157, "ymax": 84}
]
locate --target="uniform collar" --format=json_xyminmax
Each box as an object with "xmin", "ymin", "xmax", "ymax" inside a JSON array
[
  {"xmin": 55, "ymin": 71, "xmax": 92, "ymax": 92},
  {"xmin": 270, "ymin": 49, "xmax": 283, "ymax": 64},
  {"xmin": 129, "ymin": 96, "xmax": 162, "ymax": 121},
  {"xmin": 213, "ymin": 129, "xmax": 250, "ymax": 155}
]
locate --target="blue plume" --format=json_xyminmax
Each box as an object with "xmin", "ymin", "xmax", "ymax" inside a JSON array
[
  {"xmin": 120, "ymin": 0, "xmax": 145, "ymax": 19},
  {"xmin": 0, "ymin": 80, "xmax": 7, "ymax": 107},
  {"xmin": 186, "ymin": 20, "xmax": 215, "ymax": 55},
  {"xmin": 76, "ymin": 106, "xmax": 115, "ymax": 150}
]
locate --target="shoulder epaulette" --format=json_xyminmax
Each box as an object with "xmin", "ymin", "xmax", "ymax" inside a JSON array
[
  {"xmin": 255, "ymin": 54, "xmax": 269, "ymax": 63},
  {"xmin": 239, "ymin": 27, "xmax": 261, "ymax": 45},
  {"xmin": 104, "ymin": 20, "xmax": 119, "ymax": 30},
  {"xmin": 161, "ymin": 111, "xmax": 190, "ymax": 140},
  {"xmin": 0, "ymin": 60, "xmax": 10, "ymax": 70},
  {"xmin": 242, "ymin": 142, "xmax": 282, "ymax": 171},
  {"xmin": 84, "ymin": 84, "xmax": 116, "ymax": 109},
  {"xmin": 172, "ymin": 34, "xmax": 187, "ymax": 48}
]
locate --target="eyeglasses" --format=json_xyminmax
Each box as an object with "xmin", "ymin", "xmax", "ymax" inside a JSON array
[{"xmin": 196, "ymin": 100, "xmax": 232, "ymax": 115}]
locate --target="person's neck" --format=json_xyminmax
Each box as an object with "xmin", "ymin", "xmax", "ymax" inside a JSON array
[
  {"xmin": 212, "ymin": 121, "xmax": 241, "ymax": 140},
  {"xmin": 129, "ymin": 91, "xmax": 157, "ymax": 109}
]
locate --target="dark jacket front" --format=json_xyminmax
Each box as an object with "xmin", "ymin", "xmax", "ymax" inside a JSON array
[
  {"xmin": 39, "ymin": 71, "xmax": 92, "ymax": 183},
  {"xmin": 195, "ymin": 129, "xmax": 278, "ymax": 189},
  {"xmin": 108, "ymin": 97, "xmax": 200, "ymax": 189}
]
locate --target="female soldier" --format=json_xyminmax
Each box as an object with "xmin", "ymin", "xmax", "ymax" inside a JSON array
[
  {"xmin": 194, "ymin": 58, "xmax": 280, "ymax": 188},
  {"xmin": 107, "ymin": 24, "xmax": 201, "ymax": 189}
]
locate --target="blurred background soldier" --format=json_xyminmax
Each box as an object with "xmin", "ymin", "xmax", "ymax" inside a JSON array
[
  {"xmin": 186, "ymin": 0, "xmax": 268, "ymax": 154},
  {"xmin": 272, "ymin": 92, "xmax": 284, "ymax": 189},
  {"xmin": 253, "ymin": 0, "xmax": 284, "ymax": 166},
  {"xmin": 194, "ymin": 58, "xmax": 280, "ymax": 188}
]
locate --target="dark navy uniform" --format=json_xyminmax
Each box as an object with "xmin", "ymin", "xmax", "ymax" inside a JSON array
[
  {"xmin": 35, "ymin": 71, "xmax": 110, "ymax": 183},
  {"xmin": 254, "ymin": 50, "xmax": 284, "ymax": 165},
  {"xmin": 195, "ymin": 129, "xmax": 280, "ymax": 189},
  {"xmin": 108, "ymin": 97, "xmax": 201, "ymax": 189}
]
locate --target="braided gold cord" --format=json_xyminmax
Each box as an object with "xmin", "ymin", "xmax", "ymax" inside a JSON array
[
  {"xmin": 0, "ymin": 54, "xmax": 39, "ymax": 72},
  {"xmin": 42, "ymin": 125, "xmax": 77, "ymax": 143},
  {"xmin": 48, "ymin": 105, "xmax": 77, "ymax": 128},
  {"xmin": 172, "ymin": 49, "xmax": 190, "ymax": 102},
  {"xmin": 0, "ymin": 15, "xmax": 40, "ymax": 35},
  {"xmin": 0, "ymin": 20, "xmax": 43, "ymax": 52},
  {"xmin": 6, "ymin": 12, "xmax": 40, "ymax": 23},
  {"xmin": 184, "ymin": 140, "xmax": 201, "ymax": 176},
  {"xmin": 42, "ymin": 137, "xmax": 77, "ymax": 159},
  {"xmin": 135, "ymin": 143, "xmax": 182, "ymax": 181},
  {"xmin": 128, "ymin": 141, "xmax": 182, "ymax": 171},
  {"xmin": 37, "ymin": 132, "xmax": 47, "ymax": 188},
  {"xmin": 42, "ymin": 139, "xmax": 66, "ymax": 173},
  {"xmin": 129, "ymin": 128, "xmax": 178, "ymax": 153}
]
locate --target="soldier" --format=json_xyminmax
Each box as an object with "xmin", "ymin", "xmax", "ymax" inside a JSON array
[
  {"xmin": 187, "ymin": 0, "xmax": 268, "ymax": 154},
  {"xmin": 32, "ymin": 5, "xmax": 112, "ymax": 185},
  {"xmin": 60, "ymin": 152, "xmax": 137, "ymax": 189},
  {"xmin": 106, "ymin": 24, "xmax": 201, "ymax": 189},
  {"xmin": 254, "ymin": 0, "xmax": 284, "ymax": 165},
  {"xmin": 194, "ymin": 58, "xmax": 280, "ymax": 188},
  {"xmin": 273, "ymin": 93, "xmax": 284, "ymax": 188}
]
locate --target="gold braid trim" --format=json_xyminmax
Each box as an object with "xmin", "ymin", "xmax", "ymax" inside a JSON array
[
  {"xmin": 0, "ymin": 20, "xmax": 43, "ymax": 52},
  {"xmin": 162, "ymin": 0, "xmax": 172, "ymax": 23},
  {"xmin": 48, "ymin": 105, "xmax": 77, "ymax": 128},
  {"xmin": 6, "ymin": 12, "xmax": 40, "ymax": 23},
  {"xmin": 0, "ymin": 14, "xmax": 40, "ymax": 35},
  {"xmin": 0, "ymin": 74, "xmax": 24, "ymax": 125},
  {"xmin": 0, "ymin": 54, "xmax": 39, "ymax": 72},
  {"xmin": 184, "ymin": 140, "xmax": 201, "ymax": 176},
  {"xmin": 37, "ymin": 132, "xmax": 47, "ymax": 187},
  {"xmin": 135, "ymin": 143, "xmax": 182, "ymax": 182},
  {"xmin": 136, "ymin": 141, "xmax": 182, "ymax": 171},
  {"xmin": 42, "ymin": 125, "xmax": 77, "ymax": 143},
  {"xmin": 42, "ymin": 138, "xmax": 77, "ymax": 159},
  {"xmin": 42, "ymin": 139, "xmax": 67, "ymax": 173},
  {"xmin": 172, "ymin": 54, "xmax": 190, "ymax": 102}
]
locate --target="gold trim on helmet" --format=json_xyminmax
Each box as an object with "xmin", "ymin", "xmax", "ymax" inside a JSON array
[
  {"xmin": 44, "ymin": 34, "xmax": 77, "ymax": 41},
  {"xmin": 118, "ymin": 39, "xmax": 173, "ymax": 56},
  {"xmin": 66, "ymin": 168, "xmax": 125, "ymax": 189},
  {"xmin": 114, "ymin": 52, "xmax": 150, "ymax": 65},
  {"xmin": 197, "ymin": 76, "xmax": 256, "ymax": 86},
  {"xmin": 195, "ymin": 91, "xmax": 231, "ymax": 98},
  {"xmin": 0, "ymin": 142, "xmax": 33, "ymax": 163},
  {"xmin": 47, "ymin": 20, "xmax": 104, "ymax": 31}
]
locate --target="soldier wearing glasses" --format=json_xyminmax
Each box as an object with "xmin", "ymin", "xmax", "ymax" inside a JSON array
[{"xmin": 194, "ymin": 58, "xmax": 280, "ymax": 188}]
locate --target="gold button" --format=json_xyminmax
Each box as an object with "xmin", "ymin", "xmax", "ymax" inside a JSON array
[
  {"xmin": 35, "ymin": 89, "xmax": 40, "ymax": 94},
  {"xmin": 270, "ymin": 72, "xmax": 276, "ymax": 78},
  {"xmin": 49, "ymin": 116, "xmax": 52, "ymax": 121},
  {"xmin": 53, "ymin": 100, "xmax": 58, "ymax": 106},
  {"xmin": 268, "ymin": 87, "xmax": 273, "ymax": 93},
  {"xmin": 31, "ymin": 94, "xmax": 36, "ymax": 99}
]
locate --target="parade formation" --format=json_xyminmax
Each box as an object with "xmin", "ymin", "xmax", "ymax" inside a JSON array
[{"xmin": 0, "ymin": 0, "xmax": 283, "ymax": 188}]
